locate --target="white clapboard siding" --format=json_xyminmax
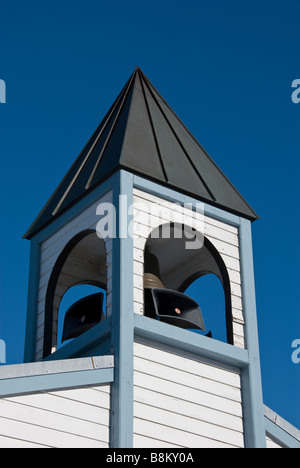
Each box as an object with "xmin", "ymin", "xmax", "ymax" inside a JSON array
[
  {"xmin": 0, "ymin": 436, "xmax": 46, "ymax": 448},
  {"xmin": 134, "ymin": 387, "xmax": 243, "ymax": 433},
  {"xmin": 134, "ymin": 419, "xmax": 236, "ymax": 448},
  {"xmin": 135, "ymin": 357, "xmax": 241, "ymax": 402},
  {"xmin": 133, "ymin": 340, "xmax": 244, "ymax": 448},
  {"xmin": 133, "ymin": 188, "xmax": 245, "ymax": 348},
  {"xmin": 0, "ymin": 385, "xmax": 111, "ymax": 449},
  {"xmin": 134, "ymin": 403, "xmax": 244, "ymax": 447},
  {"xmin": 35, "ymin": 192, "xmax": 113, "ymax": 360},
  {"xmin": 134, "ymin": 434, "xmax": 184, "ymax": 449},
  {"xmin": 135, "ymin": 342, "xmax": 241, "ymax": 387}
]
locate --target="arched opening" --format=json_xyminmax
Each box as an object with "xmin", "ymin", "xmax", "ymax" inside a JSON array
[
  {"xmin": 144, "ymin": 223, "xmax": 233, "ymax": 344},
  {"xmin": 44, "ymin": 230, "xmax": 107, "ymax": 357}
]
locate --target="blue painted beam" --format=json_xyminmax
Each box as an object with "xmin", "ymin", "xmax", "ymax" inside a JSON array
[
  {"xmin": 110, "ymin": 170, "xmax": 134, "ymax": 448},
  {"xmin": 239, "ymin": 218, "xmax": 266, "ymax": 448},
  {"xmin": 23, "ymin": 240, "xmax": 41, "ymax": 363},
  {"xmin": 265, "ymin": 417, "xmax": 300, "ymax": 449},
  {"xmin": 44, "ymin": 317, "xmax": 112, "ymax": 362},
  {"xmin": 0, "ymin": 367, "xmax": 114, "ymax": 398}
]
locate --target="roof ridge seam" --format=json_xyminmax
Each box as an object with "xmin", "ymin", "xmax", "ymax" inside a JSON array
[
  {"xmin": 139, "ymin": 69, "xmax": 169, "ymax": 183},
  {"xmin": 85, "ymin": 70, "xmax": 137, "ymax": 190}
]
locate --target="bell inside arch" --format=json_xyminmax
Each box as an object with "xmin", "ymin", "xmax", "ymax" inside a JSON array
[
  {"xmin": 144, "ymin": 247, "xmax": 206, "ymax": 332},
  {"xmin": 144, "ymin": 247, "xmax": 165, "ymax": 290}
]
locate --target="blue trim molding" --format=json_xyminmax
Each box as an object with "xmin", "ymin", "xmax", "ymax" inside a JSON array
[
  {"xmin": 44, "ymin": 317, "xmax": 112, "ymax": 362},
  {"xmin": 24, "ymin": 240, "xmax": 41, "ymax": 363},
  {"xmin": 239, "ymin": 218, "xmax": 266, "ymax": 448},
  {"xmin": 110, "ymin": 170, "xmax": 135, "ymax": 448},
  {"xmin": 0, "ymin": 368, "xmax": 114, "ymax": 399},
  {"xmin": 265, "ymin": 416, "xmax": 300, "ymax": 449},
  {"xmin": 0, "ymin": 356, "xmax": 114, "ymax": 398}
]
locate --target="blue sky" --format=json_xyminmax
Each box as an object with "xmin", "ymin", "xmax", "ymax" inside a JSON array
[{"xmin": 0, "ymin": 0, "xmax": 299, "ymax": 429}]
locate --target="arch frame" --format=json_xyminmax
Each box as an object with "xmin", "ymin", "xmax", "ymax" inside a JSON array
[
  {"xmin": 43, "ymin": 229, "xmax": 107, "ymax": 358},
  {"xmin": 144, "ymin": 224, "xmax": 234, "ymax": 345}
]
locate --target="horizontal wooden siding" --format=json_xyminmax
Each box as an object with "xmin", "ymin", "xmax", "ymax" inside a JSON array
[{"xmin": 133, "ymin": 339, "xmax": 244, "ymax": 448}]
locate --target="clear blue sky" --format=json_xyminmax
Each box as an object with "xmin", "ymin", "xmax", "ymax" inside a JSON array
[{"xmin": 0, "ymin": 0, "xmax": 299, "ymax": 429}]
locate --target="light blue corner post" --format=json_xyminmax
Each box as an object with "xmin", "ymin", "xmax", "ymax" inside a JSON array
[
  {"xmin": 239, "ymin": 218, "xmax": 266, "ymax": 448},
  {"xmin": 24, "ymin": 239, "xmax": 41, "ymax": 363},
  {"xmin": 110, "ymin": 170, "xmax": 134, "ymax": 448}
]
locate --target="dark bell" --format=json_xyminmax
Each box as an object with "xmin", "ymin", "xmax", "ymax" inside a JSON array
[
  {"xmin": 62, "ymin": 292, "xmax": 105, "ymax": 342},
  {"xmin": 144, "ymin": 247, "xmax": 164, "ymax": 290},
  {"xmin": 151, "ymin": 288, "xmax": 206, "ymax": 332}
]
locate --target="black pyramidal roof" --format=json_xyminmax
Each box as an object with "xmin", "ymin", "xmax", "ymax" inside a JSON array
[{"xmin": 24, "ymin": 68, "xmax": 258, "ymax": 239}]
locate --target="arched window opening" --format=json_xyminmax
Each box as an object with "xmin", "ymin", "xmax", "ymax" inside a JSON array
[
  {"xmin": 44, "ymin": 230, "xmax": 107, "ymax": 357},
  {"xmin": 144, "ymin": 223, "xmax": 233, "ymax": 344},
  {"xmin": 57, "ymin": 284, "xmax": 106, "ymax": 349}
]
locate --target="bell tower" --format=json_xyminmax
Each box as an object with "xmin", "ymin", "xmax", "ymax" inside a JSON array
[{"xmin": 23, "ymin": 68, "xmax": 267, "ymax": 448}]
